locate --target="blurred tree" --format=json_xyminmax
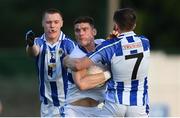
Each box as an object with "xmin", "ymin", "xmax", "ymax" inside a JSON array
[
  {"xmin": 0, "ymin": 0, "xmax": 180, "ymax": 52},
  {"xmin": 121, "ymin": 0, "xmax": 180, "ymax": 53},
  {"xmin": 0, "ymin": 0, "xmax": 107, "ymax": 48}
]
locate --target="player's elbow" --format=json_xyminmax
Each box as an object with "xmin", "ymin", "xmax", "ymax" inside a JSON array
[
  {"xmin": 76, "ymin": 83, "xmax": 89, "ymax": 91},
  {"xmin": 73, "ymin": 58, "xmax": 88, "ymax": 71},
  {"xmin": 74, "ymin": 63, "xmax": 82, "ymax": 71},
  {"xmin": 72, "ymin": 61, "xmax": 82, "ymax": 71}
]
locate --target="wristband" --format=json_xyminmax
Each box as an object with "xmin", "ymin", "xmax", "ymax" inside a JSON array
[{"xmin": 103, "ymin": 71, "xmax": 111, "ymax": 81}]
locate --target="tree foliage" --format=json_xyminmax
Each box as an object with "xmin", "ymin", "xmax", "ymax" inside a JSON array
[
  {"xmin": 0, "ymin": 0, "xmax": 180, "ymax": 53},
  {"xmin": 0, "ymin": 0, "xmax": 107, "ymax": 48},
  {"xmin": 121, "ymin": 0, "xmax": 180, "ymax": 53}
]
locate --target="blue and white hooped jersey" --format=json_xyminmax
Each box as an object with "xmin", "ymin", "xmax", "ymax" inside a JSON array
[
  {"xmin": 88, "ymin": 31, "xmax": 150, "ymax": 106},
  {"xmin": 34, "ymin": 31, "xmax": 76, "ymax": 106},
  {"xmin": 66, "ymin": 39, "xmax": 107, "ymax": 104}
]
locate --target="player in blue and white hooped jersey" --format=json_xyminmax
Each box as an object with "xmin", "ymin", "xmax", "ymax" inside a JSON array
[
  {"xmin": 25, "ymin": 9, "xmax": 76, "ymax": 117},
  {"xmin": 64, "ymin": 8, "xmax": 150, "ymax": 117},
  {"xmin": 64, "ymin": 16, "xmax": 111, "ymax": 117},
  {"xmin": 90, "ymin": 32, "xmax": 150, "ymax": 117}
]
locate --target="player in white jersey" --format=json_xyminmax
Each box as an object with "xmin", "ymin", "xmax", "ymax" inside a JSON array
[
  {"xmin": 64, "ymin": 8, "xmax": 150, "ymax": 117},
  {"xmin": 64, "ymin": 16, "xmax": 111, "ymax": 117},
  {"xmin": 25, "ymin": 8, "xmax": 76, "ymax": 117}
]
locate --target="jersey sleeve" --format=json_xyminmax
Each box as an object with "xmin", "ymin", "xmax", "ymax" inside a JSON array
[
  {"xmin": 69, "ymin": 46, "xmax": 86, "ymax": 58},
  {"xmin": 87, "ymin": 40, "xmax": 115, "ymax": 65},
  {"xmin": 63, "ymin": 37, "xmax": 77, "ymax": 54},
  {"xmin": 34, "ymin": 37, "xmax": 44, "ymax": 46},
  {"xmin": 139, "ymin": 35, "xmax": 150, "ymax": 51}
]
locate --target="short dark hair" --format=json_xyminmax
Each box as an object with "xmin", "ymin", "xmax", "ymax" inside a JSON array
[
  {"xmin": 113, "ymin": 8, "xmax": 136, "ymax": 31},
  {"xmin": 42, "ymin": 8, "xmax": 63, "ymax": 20},
  {"xmin": 73, "ymin": 16, "xmax": 95, "ymax": 28}
]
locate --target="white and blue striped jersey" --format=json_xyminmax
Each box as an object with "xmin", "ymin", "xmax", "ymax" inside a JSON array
[
  {"xmin": 34, "ymin": 31, "xmax": 76, "ymax": 107},
  {"xmin": 88, "ymin": 31, "xmax": 150, "ymax": 106},
  {"xmin": 66, "ymin": 39, "xmax": 106, "ymax": 104}
]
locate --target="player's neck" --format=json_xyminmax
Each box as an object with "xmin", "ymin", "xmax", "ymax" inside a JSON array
[
  {"xmin": 85, "ymin": 42, "xmax": 95, "ymax": 53},
  {"xmin": 45, "ymin": 32, "xmax": 60, "ymax": 44},
  {"xmin": 47, "ymin": 38, "xmax": 59, "ymax": 44}
]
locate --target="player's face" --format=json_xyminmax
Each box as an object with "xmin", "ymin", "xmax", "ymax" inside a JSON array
[
  {"xmin": 74, "ymin": 23, "xmax": 96, "ymax": 47},
  {"xmin": 42, "ymin": 13, "xmax": 63, "ymax": 41}
]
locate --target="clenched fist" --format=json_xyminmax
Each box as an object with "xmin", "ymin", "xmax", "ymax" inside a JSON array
[{"xmin": 25, "ymin": 30, "xmax": 35, "ymax": 47}]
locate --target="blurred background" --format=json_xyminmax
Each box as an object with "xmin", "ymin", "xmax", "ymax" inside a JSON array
[{"xmin": 0, "ymin": 0, "xmax": 180, "ymax": 116}]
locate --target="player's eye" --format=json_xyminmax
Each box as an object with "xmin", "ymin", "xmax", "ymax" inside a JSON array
[
  {"xmin": 75, "ymin": 28, "xmax": 80, "ymax": 33},
  {"xmin": 46, "ymin": 21, "xmax": 51, "ymax": 24},
  {"xmin": 82, "ymin": 28, "xmax": 88, "ymax": 32},
  {"xmin": 54, "ymin": 20, "xmax": 59, "ymax": 24}
]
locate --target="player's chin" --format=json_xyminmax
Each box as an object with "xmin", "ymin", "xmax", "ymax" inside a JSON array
[
  {"xmin": 48, "ymin": 34, "xmax": 58, "ymax": 39},
  {"xmin": 80, "ymin": 41, "xmax": 90, "ymax": 47}
]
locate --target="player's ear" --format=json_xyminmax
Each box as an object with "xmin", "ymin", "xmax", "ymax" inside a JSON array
[
  {"xmin": 114, "ymin": 23, "xmax": 122, "ymax": 33},
  {"xmin": 93, "ymin": 28, "xmax": 97, "ymax": 36},
  {"xmin": 60, "ymin": 18, "xmax": 63, "ymax": 28},
  {"xmin": 132, "ymin": 23, "xmax": 136, "ymax": 30},
  {"xmin": 114, "ymin": 24, "xmax": 118, "ymax": 31}
]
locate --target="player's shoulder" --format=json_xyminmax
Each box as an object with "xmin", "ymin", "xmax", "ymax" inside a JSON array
[
  {"xmin": 69, "ymin": 45, "xmax": 86, "ymax": 58},
  {"xmin": 63, "ymin": 35, "xmax": 76, "ymax": 44},
  {"xmin": 96, "ymin": 37, "xmax": 121, "ymax": 50},
  {"xmin": 60, "ymin": 31, "xmax": 76, "ymax": 44},
  {"xmin": 64, "ymin": 35, "xmax": 73, "ymax": 41},
  {"xmin": 136, "ymin": 35, "xmax": 149, "ymax": 42},
  {"xmin": 135, "ymin": 35, "xmax": 150, "ymax": 50},
  {"xmin": 94, "ymin": 38, "xmax": 105, "ymax": 48},
  {"xmin": 94, "ymin": 38, "xmax": 105, "ymax": 44},
  {"xmin": 34, "ymin": 35, "xmax": 45, "ymax": 46}
]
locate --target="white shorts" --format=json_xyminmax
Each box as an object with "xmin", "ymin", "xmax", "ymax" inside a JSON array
[
  {"xmin": 41, "ymin": 103, "xmax": 65, "ymax": 117},
  {"xmin": 99, "ymin": 100, "xmax": 149, "ymax": 117},
  {"xmin": 64, "ymin": 104, "xmax": 102, "ymax": 117}
]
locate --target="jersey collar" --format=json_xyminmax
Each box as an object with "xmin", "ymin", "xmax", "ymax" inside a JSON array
[
  {"xmin": 118, "ymin": 31, "xmax": 136, "ymax": 38},
  {"xmin": 42, "ymin": 31, "xmax": 64, "ymax": 43}
]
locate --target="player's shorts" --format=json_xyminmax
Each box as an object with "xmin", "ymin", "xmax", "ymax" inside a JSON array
[
  {"xmin": 64, "ymin": 104, "xmax": 102, "ymax": 117},
  {"xmin": 98, "ymin": 100, "xmax": 149, "ymax": 117},
  {"xmin": 40, "ymin": 103, "xmax": 65, "ymax": 117}
]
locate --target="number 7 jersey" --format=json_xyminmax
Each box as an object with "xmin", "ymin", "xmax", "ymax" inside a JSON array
[{"xmin": 88, "ymin": 31, "xmax": 150, "ymax": 106}]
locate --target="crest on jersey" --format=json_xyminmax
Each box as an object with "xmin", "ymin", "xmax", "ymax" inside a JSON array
[{"xmin": 58, "ymin": 48, "xmax": 64, "ymax": 57}]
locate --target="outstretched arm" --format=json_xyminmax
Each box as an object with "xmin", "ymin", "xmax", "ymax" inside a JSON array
[
  {"xmin": 25, "ymin": 30, "xmax": 40, "ymax": 57},
  {"xmin": 26, "ymin": 45, "xmax": 40, "ymax": 57}
]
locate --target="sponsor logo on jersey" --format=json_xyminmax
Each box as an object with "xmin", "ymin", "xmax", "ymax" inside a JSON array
[{"xmin": 122, "ymin": 42, "xmax": 142, "ymax": 50}]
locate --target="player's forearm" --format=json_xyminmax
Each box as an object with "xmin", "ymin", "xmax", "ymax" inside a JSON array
[
  {"xmin": 26, "ymin": 45, "xmax": 39, "ymax": 57},
  {"xmin": 63, "ymin": 56, "xmax": 92, "ymax": 71},
  {"xmin": 78, "ymin": 73, "xmax": 106, "ymax": 90},
  {"xmin": 63, "ymin": 56, "xmax": 78, "ymax": 71},
  {"xmin": 76, "ymin": 57, "xmax": 93, "ymax": 70},
  {"xmin": 78, "ymin": 71, "xmax": 111, "ymax": 91}
]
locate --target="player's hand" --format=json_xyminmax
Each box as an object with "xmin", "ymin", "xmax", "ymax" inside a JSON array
[
  {"xmin": 63, "ymin": 55, "xmax": 76, "ymax": 69},
  {"xmin": 25, "ymin": 30, "xmax": 35, "ymax": 47},
  {"xmin": 106, "ymin": 30, "xmax": 120, "ymax": 39},
  {"xmin": 63, "ymin": 55, "xmax": 70, "ymax": 68}
]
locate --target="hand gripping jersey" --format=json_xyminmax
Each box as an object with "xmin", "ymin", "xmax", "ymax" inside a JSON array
[
  {"xmin": 34, "ymin": 31, "xmax": 76, "ymax": 107},
  {"xmin": 88, "ymin": 31, "xmax": 150, "ymax": 106},
  {"xmin": 66, "ymin": 39, "xmax": 106, "ymax": 104}
]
